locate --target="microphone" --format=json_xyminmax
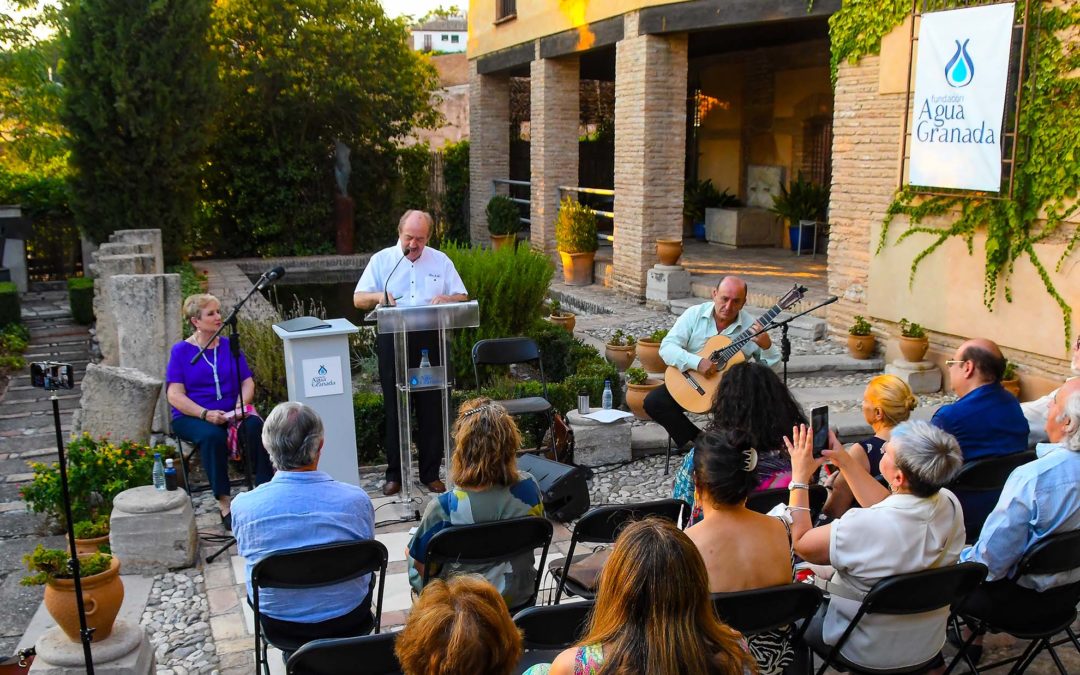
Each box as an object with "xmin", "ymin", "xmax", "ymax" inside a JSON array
[
  {"xmin": 383, "ymin": 247, "xmax": 410, "ymax": 306},
  {"xmin": 256, "ymin": 266, "xmax": 286, "ymax": 291}
]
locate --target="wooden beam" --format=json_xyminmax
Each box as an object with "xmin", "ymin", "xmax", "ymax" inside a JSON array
[{"xmin": 638, "ymin": 0, "xmax": 841, "ymax": 35}]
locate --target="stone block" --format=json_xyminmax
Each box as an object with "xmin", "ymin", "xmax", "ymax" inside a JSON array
[
  {"xmin": 96, "ymin": 243, "xmax": 145, "ymax": 259},
  {"xmin": 91, "ymin": 254, "xmax": 155, "ymax": 366},
  {"xmin": 110, "ymin": 229, "xmax": 164, "ymax": 274},
  {"xmin": 74, "ymin": 363, "xmax": 162, "ymax": 443},
  {"xmin": 885, "ymin": 359, "xmax": 943, "ymax": 394},
  {"xmin": 108, "ymin": 274, "xmax": 182, "ymax": 432},
  {"xmin": 645, "ymin": 265, "xmax": 691, "ymax": 305},
  {"xmin": 566, "ymin": 410, "xmax": 632, "ymax": 466},
  {"xmin": 30, "ymin": 620, "xmax": 155, "ymax": 674},
  {"xmin": 705, "ymin": 207, "xmax": 782, "ymax": 247},
  {"xmin": 110, "ymin": 486, "xmax": 196, "ymax": 574}
]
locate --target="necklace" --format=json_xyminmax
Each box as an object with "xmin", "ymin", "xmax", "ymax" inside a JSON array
[{"xmin": 197, "ymin": 334, "xmax": 222, "ymax": 400}]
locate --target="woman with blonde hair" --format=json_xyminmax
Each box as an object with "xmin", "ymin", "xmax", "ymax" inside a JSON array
[
  {"xmin": 527, "ymin": 518, "xmax": 755, "ymax": 675},
  {"xmin": 823, "ymin": 374, "xmax": 918, "ymax": 517},
  {"xmin": 395, "ymin": 575, "xmax": 523, "ymax": 675},
  {"xmin": 406, "ymin": 398, "xmax": 544, "ymax": 608}
]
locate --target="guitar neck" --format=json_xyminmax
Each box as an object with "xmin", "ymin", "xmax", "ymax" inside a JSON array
[{"xmin": 713, "ymin": 304, "xmax": 784, "ymax": 361}]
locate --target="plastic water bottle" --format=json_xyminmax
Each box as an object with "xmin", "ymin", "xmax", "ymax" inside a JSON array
[
  {"xmin": 419, "ymin": 349, "xmax": 432, "ymax": 385},
  {"xmin": 602, "ymin": 380, "xmax": 613, "ymax": 410},
  {"xmin": 152, "ymin": 453, "xmax": 166, "ymax": 491},
  {"xmin": 164, "ymin": 458, "xmax": 178, "ymax": 491}
]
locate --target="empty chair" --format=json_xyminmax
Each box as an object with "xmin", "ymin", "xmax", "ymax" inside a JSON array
[
  {"xmin": 472, "ymin": 338, "xmax": 555, "ymax": 453},
  {"xmin": 286, "ymin": 633, "xmax": 400, "ymax": 675},
  {"xmin": 513, "ymin": 601, "xmax": 595, "ymax": 673}
]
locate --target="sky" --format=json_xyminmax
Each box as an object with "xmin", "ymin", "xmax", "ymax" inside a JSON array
[{"xmin": 379, "ymin": 0, "xmax": 459, "ymax": 20}]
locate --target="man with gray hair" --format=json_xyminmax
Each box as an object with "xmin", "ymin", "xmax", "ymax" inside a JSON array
[
  {"xmin": 231, "ymin": 402, "xmax": 376, "ymax": 643},
  {"xmin": 955, "ymin": 379, "xmax": 1080, "ymax": 660}
]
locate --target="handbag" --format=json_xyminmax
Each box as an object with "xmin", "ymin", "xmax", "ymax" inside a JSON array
[
  {"xmin": 0, "ymin": 648, "xmax": 34, "ymax": 674},
  {"xmin": 544, "ymin": 412, "xmax": 575, "ymax": 464}
]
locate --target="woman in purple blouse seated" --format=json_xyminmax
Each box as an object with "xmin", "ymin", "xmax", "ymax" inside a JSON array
[{"xmin": 166, "ymin": 294, "xmax": 273, "ymax": 528}]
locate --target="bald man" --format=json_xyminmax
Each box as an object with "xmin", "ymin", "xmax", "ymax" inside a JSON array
[
  {"xmin": 932, "ymin": 338, "xmax": 1028, "ymax": 538},
  {"xmin": 644, "ymin": 276, "xmax": 780, "ymax": 449}
]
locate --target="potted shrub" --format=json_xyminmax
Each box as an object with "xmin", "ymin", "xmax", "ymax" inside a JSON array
[
  {"xmin": 72, "ymin": 516, "xmax": 110, "ymax": 556},
  {"xmin": 636, "ymin": 329, "xmax": 668, "ymax": 373},
  {"xmin": 555, "ymin": 197, "xmax": 598, "ymax": 286},
  {"xmin": 485, "ymin": 195, "xmax": 521, "ymax": 251},
  {"xmin": 898, "ymin": 318, "xmax": 929, "ymax": 362},
  {"xmin": 770, "ymin": 175, "xmax": 829, "ymax": 253},
  {"xmin": 604, "ymin": 330, "xmax": 636, "ymax": 372},
  {"xmin": 847, "ymin": 315, "xmax": 876, "ymax": 360},
  {"xmin": 1001, "ymin": 359, "xmax": 1020, "ymax": 397},
  {"xmin": 683, "ymin": 179, "xmax": 727, "ymax": 241},
  {"xmin": 624, "ymin": 367, "xmax": 662, "ymax": 420},
  {"xmin": 548, "ymin": 299, "xmax": 576, "ymax": 334},
  {"xmin": 23, "ymin": 546, "xmax": 123, "ymax": 642}
]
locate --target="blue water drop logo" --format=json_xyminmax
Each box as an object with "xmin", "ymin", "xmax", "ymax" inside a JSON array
[
  {"xmin": 944, "ymin": 39, "xmax": 974, "ymax": 88},
  {"xmin": 318, "ymin": 365, "xmax": 327, "ymax": 376}
]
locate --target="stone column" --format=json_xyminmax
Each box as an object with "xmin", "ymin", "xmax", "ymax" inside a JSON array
[
  {"xmin": 72, "ymin": 364, "xmax": 162, "ymax": 443},
  {"xmin": 468, "ymin": 60, "xmax": 511, "ymax": 245},
  {"xmin": 530, "ymin": 53, "xmax": 580, "ymax": 258},
  {"xmin": 90, "ymin": 254, "xmax": 155, "ymax": 366},
  {"xmin": 613, "ymin": 12, "xmax": 687, "ymax": 298},
  {"xmin": 109, "ymin": 274, "xmax": 182, "ymax": 433},
  {"xmin": 111, "ymin": 229, "xmax": 164, "ymax": 274}
]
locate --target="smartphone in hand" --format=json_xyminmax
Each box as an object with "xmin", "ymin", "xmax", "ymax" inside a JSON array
[{"xmin": 811, "ymin": 406, "xmax": 829, "ymax": 459}]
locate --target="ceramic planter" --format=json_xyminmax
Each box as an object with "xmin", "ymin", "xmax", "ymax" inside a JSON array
[
  {"xmin": 490, "ymin": 233, "xmax": 515, "ymax": 251},
  {"xmin": 626, "ymin": 379, "xmax": 663, "ymax": 420},
  {"xmin": 1001, "ymin": 377, "xmax": 1020, "ymax": 398},
  {"xmin": 72, "ymin": 534, "xmax": 110, "ymax": 557},
  {"xmin": 559, "ymin": 251, "xmax": 595, "ymax": 286},
  {"xmin": 656, "ymin": 239, "xmax": 683, "ymax": 266},
  {"xmin": 636, "ymin": 339, "xmax": 666, "ymax": 373},
  {"xmin": 45, "ymin": 556, "xmax": 124, "ymax": 642},
  {"xmin": 604, "ymin": 344, "xmax": 636, "ymax": 372},
  {"xmin": 549, "ymin": 313, "xmax": 576, "ymax": 333},
  {"xmin": 898, "ymin": 335, "xmax": 929, "ymax": 362},
  {"xmin": 847, "ymin": 334, "xmax": 876, "ymax": 360}
]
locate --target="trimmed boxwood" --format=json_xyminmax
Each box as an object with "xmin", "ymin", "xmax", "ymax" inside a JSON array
[
  {"xmin": 0, "ymin": 282, "xmax": 19, "ymax": 327},
  {"xmin": 68, "ymin": 277, "xmax": 95, "ymax": 325}
]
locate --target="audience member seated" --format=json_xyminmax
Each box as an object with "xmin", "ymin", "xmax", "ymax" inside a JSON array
[
  {"xmin": 685, "ymin": 429, "xmax": 797, "ymax": 675},
  {"xmin": 526, "ymin": 518, "xmax": 756, "ymax": 675},
  {"xmin": 786, "ymin": 420, "xmax": 966, "ymax": 671},
  {"xmin": 955, "ymin": 379, "xmax": 1080, "ymax": 659},
  {"xmin": 933, "ymin": 338, "xmax": 1029, "ymax": 536},
  {"xmin": 1021, "ymin": 335, "xmax": 1079, "ymax": 446},
  {"xmin": 166, "ymin": 293, "xmax": 274, "ymax": 528},
  {"xmin": 406, "ymin": 398, "xmax": 544, "ymax": 608},
  {"xmin": 231, "ymin": 403, "xmax": 376, "ymax": 649},
  {"xmin": 395, "ymin": 574, "xmax": 523, "ymax": 675},
  {"xmin": 673, "ymin": 362, "xmax": 808, "ymax": 524},
  {"xmin": 823, "ymin": 374, "xmax": 918, "ymax": 518}
]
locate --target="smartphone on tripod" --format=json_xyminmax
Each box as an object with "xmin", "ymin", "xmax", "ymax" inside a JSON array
[{"xmin": 31, "ymin": 362, "xmax": 74, "ymax": 391}]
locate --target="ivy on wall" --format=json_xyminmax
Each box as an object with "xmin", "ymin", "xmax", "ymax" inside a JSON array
[{"xmin": 826, "ymin": 0, "xmax": 1080, "ymax": 347}]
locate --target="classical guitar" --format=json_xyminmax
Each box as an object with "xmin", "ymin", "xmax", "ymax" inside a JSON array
[{"xmin": 664, "ymin": 284, "xmax": 808, "ymax": 413}]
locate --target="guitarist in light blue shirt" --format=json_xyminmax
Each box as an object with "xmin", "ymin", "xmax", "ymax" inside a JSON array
[{"xmin": 645, "ymin": 276, "xmax": 781, "ymax": 449}]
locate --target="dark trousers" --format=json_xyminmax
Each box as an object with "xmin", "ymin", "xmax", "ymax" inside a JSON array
[
  {"xmin": 643, "ymin": 384, "xmax": 701, "ymax": 449},
  {"xmin": 377, "ymin": 330, "xmax": 445, "ymax": 484},
  {"xmin": 173, "ymin": 415, "xmax": 274, "ymax": 497}
]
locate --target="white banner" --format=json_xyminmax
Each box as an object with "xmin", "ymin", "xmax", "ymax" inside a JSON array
[{"xmin": 909, "ymin": 3, "xmax": 1014, "ymax": 192}]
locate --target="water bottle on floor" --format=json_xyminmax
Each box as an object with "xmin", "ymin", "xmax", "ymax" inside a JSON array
[
  {"xmin": 152, "ymin": 453, "xmax": 166, "ymax": 491},
  {"xmin": 602, "ymin": 380, "xmax": 613, "ymax": 410}
]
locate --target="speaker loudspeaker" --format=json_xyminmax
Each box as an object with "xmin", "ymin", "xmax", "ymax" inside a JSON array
[{"xmin": 517, "ymin": 453, "xmax": 591, "ymax": 522}]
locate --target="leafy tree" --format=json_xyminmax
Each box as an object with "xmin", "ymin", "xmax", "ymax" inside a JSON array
[
  {"xmin": 416, "ymin": 5, "xmax": 463, "ymax": 23},
  {"xmin": 204, "ymin": 0, "xmax": 440, "ymax": 257},
  {"xmin": 60, "ymin": 0, "xmax": 216, "ymax": 263}
]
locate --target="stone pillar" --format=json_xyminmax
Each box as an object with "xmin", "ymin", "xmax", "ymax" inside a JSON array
[
  {"xmin": 72, "ymin": 364, "xmax": 162, "ymax": 443},
  {"xmin": 108, "ymin": 274, "xmax": 182, "ymax": 433},
  {"xmin": 613, "ymin": 12, "xmax": 687, "ymax": 298},
  {"xmin": 468, "ymin": 60, "xmax": 511, "ymax": 245},
  {"xmin": 530, "ymin": 54, "xmax": 580, "ymax": 258},
  {"xmin": 111, "ymin": 229, "xmax": 164, "ymax": 274},
  {"xmin": 111, "ymin": 486, "xmax": 197, "ymax": 573},
  {"xmin": 31, "ymin": 621, "xmax": 155, "ymax": 674},
  {"xmin": 90, "ymin": 254, "xmax": 155, "ymax": 366}
]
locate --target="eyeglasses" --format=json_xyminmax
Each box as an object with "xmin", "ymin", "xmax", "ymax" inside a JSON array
[{"xmin": 944, "ymin": 359, "xmax": 967, "ymax": 367}]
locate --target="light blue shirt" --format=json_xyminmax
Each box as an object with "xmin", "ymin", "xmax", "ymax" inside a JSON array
[
  {"xmin": 658, "ymin": 303, "xmax": 781, "ymax": 373},
  {"xmin": 960, "ymin": 442, "xmax": 1080, "ymax": 591},
  {"xmin": 232, "ymin": 470, "xmax": 376, "ymax": 622}
]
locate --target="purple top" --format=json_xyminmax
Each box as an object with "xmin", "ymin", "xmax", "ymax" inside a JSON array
[{"xmin": 166, "ymin": 338, "xmax": 253, "ymax": 420}]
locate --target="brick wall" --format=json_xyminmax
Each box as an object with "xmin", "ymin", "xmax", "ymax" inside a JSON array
[
  {"xmin": 468, "ymin": 61, "xmax": 510, "ymax": 244},
  {"xmin": 530, "ymin": 54, "xmax": 580, "ymax": 258}
]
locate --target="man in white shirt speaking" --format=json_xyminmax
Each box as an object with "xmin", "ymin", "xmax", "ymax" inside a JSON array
[{"xmin": 353, "ymin": 210, "xmax": 468, "ymax": 496}]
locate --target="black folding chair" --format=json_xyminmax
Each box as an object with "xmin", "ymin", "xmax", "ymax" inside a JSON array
[
  {"xmin": 549, "ymin": 499, "xmax": 688, "ymax": 604},
  {"xmin": 746, "ymin": 485, "xmax": 828, "ymax": 521},
  {"xmin": 252, "ymin": 540, "xmax": 389, "ymax": 675},
  {"xmin": 808, "ymin": 562, "xmax": 987, "ymax": 675},
  {"xmin": 949, "ymin": 529, "xmax": 1080, "ymax": 675},
  {"xmin": 472, "ymin": 338, "xmax": 555, "ymax": 455},
  {"xmin": 170, "ymin": 431, "xmax": 253, "ymax": 495},
  {"xmin": 286, "ymin": 632, "xmax": 400, "ymax": 675},
  {"xmin": 513, "ymin": 600, "xmax": 595, "ymax": 674},
  {"xmin": 421, "ymin": 516, "xmax": 553, "ymax": 613},
  {"xmin": 949, "ymin": 451, "xmax": 1035, "ymax": 544},
  {"xmin": 713, "ymin": 583, "xmax": 823, "ymax": 673}
]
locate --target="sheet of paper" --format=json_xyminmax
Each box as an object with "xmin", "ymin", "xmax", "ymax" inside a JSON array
[{"xmin": 583, "ymin": 409, "xmax": 635, "ymax": 423}]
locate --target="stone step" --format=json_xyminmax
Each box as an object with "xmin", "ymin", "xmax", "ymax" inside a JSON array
[
  {"xmin": 0, "ymin": 395, "xmax": 81, "ymax": 415},
  {"xmin": 784, "ymin": 354, "xmax": 884, "ymax": 375},
  {"xmin": 0, "ymin": 434, "xmax": 62, "ymax": 453},
  {"xmin": 23, "ymin": 345, "xmax": 89, "ymax": 359},
  {"xmin": 668, "ymin": 299, "xmax": 828, "ymax": 341},
  {"xmin": 791, "ymin": 385, "xmax": 869, "ymax": 405},
  {"xmin": 1, "ymin": 384, "xmax": 84, "ymax": 401}
]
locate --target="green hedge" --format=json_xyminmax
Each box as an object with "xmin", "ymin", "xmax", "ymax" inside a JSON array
[
  {"xmin": 354, "ymin": 391, "xmax": 386, "ymax": 465},
  {"xmin": 67, "ymin": 277, "xmax": 94, "ymax": 325},
  {"xmin": 0, "ymin": 282, "xmax": 19, "ymax": 328}
]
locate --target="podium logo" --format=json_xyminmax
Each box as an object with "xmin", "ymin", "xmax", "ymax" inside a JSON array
[
  {"xmin": 318, "ymin": 365, "xmax": 327, "ymax": 376},
  {"xmin": 311, "ymin": 363, "xmax": 337, "ymax": 390}
]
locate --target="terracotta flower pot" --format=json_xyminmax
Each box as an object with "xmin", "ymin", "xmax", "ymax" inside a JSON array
[
  {"xmin": 604, "ymin": 344, "xmax": 636, "ymax": 372},
  {"xmin": 626, "ymin": 379, "xmax": 662, "ymax": 420},
  {"xmin": 898, "ymin": 335, "xmax": 929, "ymax": 362},
  {"xmin": 549, "ymin": 313, "xmax": 576, "ymax": 333},
  {"xmin": 636, "ymin": 339, "xmax": 666, "ymax": 373},
  {"xmin": 1001, "ymin": 377, "xmax": 1021, "ymax": 398},
  {"xmin": 72, "ymin": 534, "xmax": 110, "ymax": 557},
  {"xmin": 45, "ymin": 556, "xmax": 124, "ymax": 642},
  {"xmin": 847, "ymin": 334, "xmax": 876, "ymax": 360},
  {"xmin": 656, "ymin": 239, "xmax": 683, "ymax": 266},
  {"xmin": 559, "ymin": 251, "xmax": 595, "ymax": 286},
  {"xmin": 490, "ymin": 233, "xmax": 515, "ymax": 251}
]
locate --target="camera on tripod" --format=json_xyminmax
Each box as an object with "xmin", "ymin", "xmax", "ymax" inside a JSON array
[{"xmin": 31, "ymin": 361, "xmax": 74, "ymax": 391}]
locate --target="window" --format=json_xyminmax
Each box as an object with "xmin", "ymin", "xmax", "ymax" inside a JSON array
[
  {"xmin": 441, "ymin": 34, "xmax": 449, "ymax": 42},
  {"xmin": 451, "ymin": 34, "xmax": 460, "ymax": 43},
  {"xmin": 496, "ymin": 0, "xmax": 516, "ymax": 22}
]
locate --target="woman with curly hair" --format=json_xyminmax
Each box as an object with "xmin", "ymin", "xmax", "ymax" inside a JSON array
[
  {"xmin": 673, "ymin": 361, "xmax": 808, "ymax": 524},
  {"xmin": 406, "ymin": 397, "xmax": 544, "ymax": 609}
]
